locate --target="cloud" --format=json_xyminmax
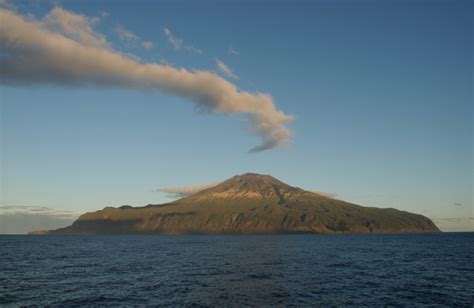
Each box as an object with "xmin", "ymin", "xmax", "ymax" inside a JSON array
[
  {"xmin": 0, "ymin": 0, "xmax": 16, "ymax": 10},
  {"xmin": 0, "ymin": 205, "xmax": 79, "ymax": 219},
  {"xmin": 312, "ymin": 191, "xmax": 340, "ymax": 199},
  {"xmin": 0, "ymin": 205, "xmax": 80, "ymax": 234},
  {"xmin": 115, "ymin": 25, "xmax": 139, "ymax": 43},
  {"xmin": 156, "ymin": 182, "xmax": 220, "ymax": 198},
  {"xmin": 185, "ymin": 45, "xmax": 203, "ymax": 54},
  {"xmin": 0, "ymin": 213, "xmax": 76, "ymax": 234},
  {"xmin": 0, "ymin": 8, "xmax": 294, "ymax": 152},
  {"xmin": 216, "ymin": 59, "xmax": 238, "ymax": 79},
  {"xmin": 44, "ymin": 6, "xmax": 107, "ymax": 48},
  {"xmin": 141, "ymin": 41, "xmax": 153, "ymax": 50},
  {"xmin": 163, "ymin": 27, "xmax": 202, "ymax": 54},
  {"xmin": 431, "ymin": 217, "xmax": 474, "ymax": 232},
  {"xmin": 160, "ymin": 58, "xmax": 170, "ymax": 65},
  {"xmin": 228, "ymin": 45, "xmax": 239, "ymax": 55},
  {"xmin": 115, "ymin": 25, "xmax": 153, "ymax": 50},
  {"xmin": 163, "ymin": 27, "xmax": 182, "ymax": 49}
]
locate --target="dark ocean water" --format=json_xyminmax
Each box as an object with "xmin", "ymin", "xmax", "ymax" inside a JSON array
[{"xmin": 0, "ymin": 233, "xmax": 473, "ymax": 307}]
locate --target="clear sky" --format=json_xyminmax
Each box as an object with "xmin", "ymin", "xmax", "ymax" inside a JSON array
[{"xmin": 1, "ymin": 0, "xmax": 472, "ymax": 233}]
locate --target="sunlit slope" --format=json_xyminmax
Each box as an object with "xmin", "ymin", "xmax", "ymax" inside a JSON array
[{"xmin": 48, "ymin": 173, "xmax": 440, "ymax": 234}]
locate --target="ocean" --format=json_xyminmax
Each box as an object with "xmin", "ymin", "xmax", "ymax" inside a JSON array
[{"xmin": 1, "ymin": 233, "xmax": 473, "ymax": 306}]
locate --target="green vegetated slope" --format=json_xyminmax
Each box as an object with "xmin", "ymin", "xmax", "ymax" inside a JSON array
[{"xmin": 46, "ymin": 173, "xmax": 440, "ymax": 234}]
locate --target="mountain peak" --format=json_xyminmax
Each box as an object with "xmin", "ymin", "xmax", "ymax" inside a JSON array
[
  {"xmin": 239, "ymin": 172, "xmax": 272, "ymax": 178},
  {"xmin": 189, "ymin": 172, "xmax": 298, "ymax": 200},
  {"xmin": 234, "ymin": 172, "xmax": 281, "ymax": 183},
  {"xmin": 225, "ymin": 173, "xmax": 289, "ymax": 188}
]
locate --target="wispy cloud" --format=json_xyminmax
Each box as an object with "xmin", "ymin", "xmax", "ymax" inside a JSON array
[
  {"xmin": 163, "ymin": 27, "xmax": 203, "ymax": 55},
  {"xmin": 115, "ymin": 25, "xmax": 153, "ymax": 50},
  {"xmin": 141, "ymin": 41, "xmax": 153, "ymax": 50},
  {"xmin": 0, "ymin": 205, "xmax": 78, "ymax": 234},
  {"xmin": 160, "ymin": 58, "xmax": 170, "ymax": 65},
  {"xmin": 156, "ymin": 182, "xmax": 220, "ymax": 198},
  {"xmin": 312, "ymin": 191, "xmax": 340, "ymax": 199},
  {"xmin": 0, "ymin": 205, "xmax": 79, "ymax": 219},
  {"xmin": 115, "ymin": 25, "xmax": 139, "ymax": 44},
  {"xmin": 431, "ymin": 217, "xmax": 474, "ymax": 232},
  {"xmin": 185, "ymin": 45, "xmax": 203, "ymax": 54},
  {"xmin": 216, "ymin": 59, "xmax": 238, "ymax": 79},
  {"xmin": 163, "ymin": 27, "xmax": 182, "ymax": 50},
  {"xmin": 0, "ymin": 8, "xmax": 293, "ymax": 152},
  {"xmin": 228, "ymin": 45, "xmax": 239, "ymax": 55},
  {"xmin": 0, "ymin": 0, "xmax": 16, "ymax": 10}
]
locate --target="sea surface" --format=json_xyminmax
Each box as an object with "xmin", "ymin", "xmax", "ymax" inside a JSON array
[{"xmin": 0, "ymin": 233, "xmax": 473, "ymax": 306}]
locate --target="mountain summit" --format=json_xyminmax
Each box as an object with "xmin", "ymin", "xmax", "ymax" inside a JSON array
[
  {"xmin": 188, "ymin": 173, "xmax": 302, "ymax": 201},
  {"xmin": 43, "ymin": 173, "xmax": 439, "ymax": 235}
]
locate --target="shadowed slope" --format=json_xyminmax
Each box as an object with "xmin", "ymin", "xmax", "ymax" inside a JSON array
[{"xmin": 44, "ymin": 173, "xmax": 440, "ymax": 234}]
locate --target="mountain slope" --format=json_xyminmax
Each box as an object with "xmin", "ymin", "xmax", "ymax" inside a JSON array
[{"xmin": 46, "ymin": 173, "xmax": 440, "ymax": 234}]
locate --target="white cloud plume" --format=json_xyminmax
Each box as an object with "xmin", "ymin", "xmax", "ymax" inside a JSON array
[
  {"xmin": 0, "ymin": 8, "xmax": 294, "ymax": 152},
  {"xmin": 163, "ymin": 27, "xmax": 182, "ymax": 49},
  {"xmin": 216, "ymin": 58, "xmax": 238, "ymax": 79},
  {"xmin": 157, "ymin": 182, "xmax": 220, "ymax": 198}
]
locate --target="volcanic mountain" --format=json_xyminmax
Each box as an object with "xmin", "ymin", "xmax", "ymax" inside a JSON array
[{"xmin": 44, "ymin": 173, "xmax": 439, "ymax": 234}]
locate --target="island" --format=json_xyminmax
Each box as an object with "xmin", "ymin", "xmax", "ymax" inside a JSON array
[{"xmin": 33, "ymin": 173, "xmax": 440, "ymax": 235}]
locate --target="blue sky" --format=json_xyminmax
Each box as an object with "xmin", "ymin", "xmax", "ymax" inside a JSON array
[{"xmin": 0, "ymin": 0, "xmax": 472, "ymax": 232}]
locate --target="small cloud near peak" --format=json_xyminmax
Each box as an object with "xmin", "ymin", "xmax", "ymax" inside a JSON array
[
  {"xmin": 312, "ymin": 191, "xmax": 340, "ymax": 199},
  {"xmin": 156, "ymin": 182, "xmax": 220, "ymax": 199}
]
